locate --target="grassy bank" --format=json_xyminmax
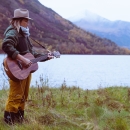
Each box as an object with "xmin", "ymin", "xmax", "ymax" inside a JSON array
[{"xmin": 0, "ymin": 84, "xmax": 130, "ymax": 130}]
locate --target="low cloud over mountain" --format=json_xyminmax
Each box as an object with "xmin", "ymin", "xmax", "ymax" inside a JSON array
[
  {"xmin": 69, "ymin": 10, "xmax": 130, "ymax": 48},
  {"xmin": 0, "ymin": 1, "xmax": 129, "ymax": 54}
]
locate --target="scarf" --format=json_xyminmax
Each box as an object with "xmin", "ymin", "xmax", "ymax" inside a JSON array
[{"xmin": 20, "ymin": 26, "xmax": 30, "ymax": 37}]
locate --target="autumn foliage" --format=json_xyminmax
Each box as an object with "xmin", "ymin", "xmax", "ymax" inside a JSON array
[{"xmin": 0, "ymin": 0, "xmax": 130, "ymax": 55}]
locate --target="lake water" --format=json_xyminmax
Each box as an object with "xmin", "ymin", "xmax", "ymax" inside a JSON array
[{"xmin": 0, "ymin": 54, "xmax": 130, "ymax": 90}]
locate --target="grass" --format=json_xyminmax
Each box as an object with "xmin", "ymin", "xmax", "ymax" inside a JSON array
[{"xmin": 0, "ymin": 81, "xmax": 130, "ymax": 129}]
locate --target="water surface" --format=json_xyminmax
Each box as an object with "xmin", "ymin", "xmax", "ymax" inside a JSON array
[{"xmin": 0, "ymin": 54, "xmax": 130, "ymax": 90}]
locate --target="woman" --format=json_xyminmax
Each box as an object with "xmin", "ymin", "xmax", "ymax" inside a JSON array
[{"xmin": 2, "ymin": 8, "xmax": 53, "ymax": 125}]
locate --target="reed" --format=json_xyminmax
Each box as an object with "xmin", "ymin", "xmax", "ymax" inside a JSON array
[{"xmin": 0, "ymin": 78, "xmax": 130, "ymax": 130}]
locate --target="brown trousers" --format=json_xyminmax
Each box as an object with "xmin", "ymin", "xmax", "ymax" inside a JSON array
[{"xmin": 5, "ymin": 74, "xmax": 31, "ymax": 113}]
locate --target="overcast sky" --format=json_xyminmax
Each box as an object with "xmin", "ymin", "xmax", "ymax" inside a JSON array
[{"xmin": 38, "ymin": 0, "xmax": 130, "ymax": 22}]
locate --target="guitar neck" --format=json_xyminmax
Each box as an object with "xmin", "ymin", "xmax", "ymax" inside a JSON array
[{"xmin": 30, "ymin": 54, "xmax": 48, "ymax": 63}]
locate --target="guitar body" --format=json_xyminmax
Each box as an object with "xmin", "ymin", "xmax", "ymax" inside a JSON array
[{"xmin": 3, "ymin": 53, "xmax": 38, "ymax": 82}]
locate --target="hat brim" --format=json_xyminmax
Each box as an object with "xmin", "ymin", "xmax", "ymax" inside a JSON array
[{"xmin": 12, "ymin": 17, "xmax": 33, "ymax": 20}]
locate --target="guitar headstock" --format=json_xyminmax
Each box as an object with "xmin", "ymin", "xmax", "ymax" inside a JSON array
[{"xmin": 51, "ymin": 51, "xmax": 60, "ymax": 58}]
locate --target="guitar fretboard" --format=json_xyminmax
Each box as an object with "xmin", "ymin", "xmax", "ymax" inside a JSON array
[{"xmin": 30, "ymin": 54, "xmax": 48, "ymax": 63}]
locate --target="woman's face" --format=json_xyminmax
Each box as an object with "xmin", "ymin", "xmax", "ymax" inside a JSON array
[{"xmin": 20, "ymin": 18, "xmax": 29, "ymax": 28}]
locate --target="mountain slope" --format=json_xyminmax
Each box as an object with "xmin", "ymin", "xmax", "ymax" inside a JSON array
[
  {"xmin": 0, "ymin": 0, "xmax": 129, "ymax": 55},
  {"xmin": 69, "ymin": 10, "xmax": 130, "ymax": 48}
]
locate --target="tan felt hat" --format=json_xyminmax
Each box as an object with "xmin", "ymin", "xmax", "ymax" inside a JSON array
[{"xmin": 12, "ymin": 8, "xmax": 32, "ymax": 20}]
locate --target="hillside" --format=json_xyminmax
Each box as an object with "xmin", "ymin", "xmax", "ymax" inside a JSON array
[
  {"xmin": 69, "ymin": 10, "xmax": 130, "ymax": 49},
  {"xmin": 0, "ymin": 0, "xmax": 130, "ymax": 54}
]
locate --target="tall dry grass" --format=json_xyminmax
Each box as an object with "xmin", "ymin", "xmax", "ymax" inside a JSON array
[{"xmin": 0, "ymin": 78, "xmax": 130, "ymax": 130}]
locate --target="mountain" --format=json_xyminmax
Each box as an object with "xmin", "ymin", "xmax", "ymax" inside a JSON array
[
  {"xmin": 69, "ymin": 10, "xmax": 130, "ymax": 48},
  {"xmin": 0, "ymin": 0, "xmax": 129, "ymax": 55}
]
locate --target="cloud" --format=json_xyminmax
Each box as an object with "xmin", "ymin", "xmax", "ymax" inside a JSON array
[{"xmin": 38, "ymin": 0, "xmax": 130, "ymax": 22}]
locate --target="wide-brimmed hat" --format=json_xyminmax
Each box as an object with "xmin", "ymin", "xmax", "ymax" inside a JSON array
[{"xmin": 12, "ymin": 8, "xmax": 33, "ymax": 20}]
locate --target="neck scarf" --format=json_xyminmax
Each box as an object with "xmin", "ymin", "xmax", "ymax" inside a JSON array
[{"xmin": 20, "ymin": 26, "xmax": 30, "ymax": 37}]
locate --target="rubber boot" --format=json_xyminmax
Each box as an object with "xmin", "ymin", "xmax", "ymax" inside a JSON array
[
  {"xmin": 4, "ymin": 111, "xmax": 15, "ymax": 125},
  {"xmin": 15, "ymin": 110, "xmax": 24, "ymax": 123}
]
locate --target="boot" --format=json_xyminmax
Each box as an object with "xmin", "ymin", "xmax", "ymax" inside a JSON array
[
  {"xmin": 4, "ymin": 111, "xmax": 15, "ymax": 125},
  {"xmin": 14, "ymin": 110, "xmax": 24, "ymax": 123}
]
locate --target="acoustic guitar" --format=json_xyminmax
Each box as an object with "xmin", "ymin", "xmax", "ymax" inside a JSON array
[{"xmin": 3, "ymin": 51, "xmax": 60, "ymax": 82}]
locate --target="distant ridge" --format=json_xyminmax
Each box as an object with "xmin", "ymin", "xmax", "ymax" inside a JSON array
[
  {"xmin": 0, "ymin": 0, "xmax": 129, "ymax": 54},
  {"xmin": 69, "ymin": 10, "xmax": 130, "ymax": 48}
]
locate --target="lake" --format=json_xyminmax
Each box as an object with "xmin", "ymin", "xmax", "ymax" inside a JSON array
[{"xmin": 0, "ymin": 54, "xmax": 130, "ymax": 90}]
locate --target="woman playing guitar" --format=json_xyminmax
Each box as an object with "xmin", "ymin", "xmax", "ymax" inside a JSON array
[{"xmin": 2, "ymin": 8, "xmax": 54, "ymax": 125}]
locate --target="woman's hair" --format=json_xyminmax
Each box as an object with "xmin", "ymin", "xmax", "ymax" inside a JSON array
[{"xmin": 10, "ymin": 18, "xmax": 23, "ymax": 32}]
